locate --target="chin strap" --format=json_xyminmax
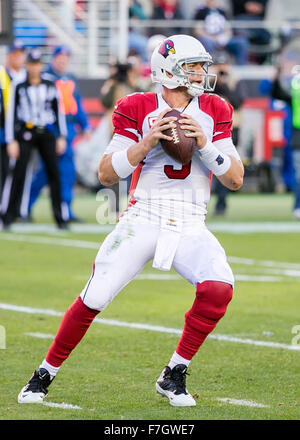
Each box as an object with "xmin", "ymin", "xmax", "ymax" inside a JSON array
[{"xmin": 187, "ymin": 87, "xmax": 204, "ymax": 97}]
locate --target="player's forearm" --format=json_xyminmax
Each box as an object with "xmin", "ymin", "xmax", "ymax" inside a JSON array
[
  {"xmin": 98, "ymin": 140, "xmax": 152, "ymax": 186},
  {"xmin": 98, "ymin": 153, "xmax": 120, "ymax": 186},
  {"xmin": 127, "ymin": 138, "xmax": 152, "ymax": 166},
  {"xmin": 217, "ymin": 156, "xmax": 244, "ymax": 191},
  {"xmin": 197, "ymin": 139, "xmax": 244, "ymax": 191}
]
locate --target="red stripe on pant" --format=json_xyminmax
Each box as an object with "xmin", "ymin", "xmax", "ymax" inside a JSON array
[
  {"xmin": 176, "ymin": 281, "xmax": 233, "ymax": 360},
  {"xmin": 46, "ymin": 296, "xmax": 99, "ymax": 367}
]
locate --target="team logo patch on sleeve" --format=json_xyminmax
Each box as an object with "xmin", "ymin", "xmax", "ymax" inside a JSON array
[
  {"xmin": 158, "ymin": 40, "xmax": 175, "ymax": 58},
  {"xmin": 216, "ymin": 155, "xmax": 224, "ymax": 165}
]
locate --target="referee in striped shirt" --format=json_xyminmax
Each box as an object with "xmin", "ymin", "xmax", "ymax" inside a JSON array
[{"xmin": 1, "ymin": 48, "xmax": 68, "ymax": 230}]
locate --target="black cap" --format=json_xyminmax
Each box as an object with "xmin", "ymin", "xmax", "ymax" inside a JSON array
[{"xmin": 27, "ymin": 48, "xmax": 43, "ymax": 63}]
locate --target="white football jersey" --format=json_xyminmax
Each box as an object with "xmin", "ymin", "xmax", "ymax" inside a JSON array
[{"xmin": 105, "ymin": 91, "xmax": 240, "ymax": 224}]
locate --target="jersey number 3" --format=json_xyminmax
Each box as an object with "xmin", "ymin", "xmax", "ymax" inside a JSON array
[{"xmin": 164, "ymin": 161, "xmax": 191, "ymax": 179}]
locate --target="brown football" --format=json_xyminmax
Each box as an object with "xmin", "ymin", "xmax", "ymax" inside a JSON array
[{"xmin": 161, "ymin": 109, "xmax": 197, "ymax": 165}]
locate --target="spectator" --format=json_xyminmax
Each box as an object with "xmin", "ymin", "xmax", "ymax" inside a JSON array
[
  {"xmin": 0, "ymin": 48, "xmax": 68, "ymax": 230},
  {"xmin": 127, "ymin": 49, "xmax": 153, "ymax": 91},
  {"xmin": 231, "ymin": 0, "xmax": 268, "ymax": 19},
  {"xmin": 193, "ymin": 0, "xmax": 249, "ymax": 65},
  {"xmin": 269, "ymin": 68, "xmax": 300, "ymax": 219},
  {"xmin": 128, "ymin": 0, "xmax": 149, "ymax": 62},
  {"xmin": 151, "ymin": 0, "xmax": 184, "ymax": 36},
  {"xmin": 0, "ymin": 41, "xmax": 26, "ymax": 209},
  {"xmin": 259, "ymin": 74, "xmax": 294, "ymax": 192},
  {"xmin": 100, "ymin": 59, "xmax": 147, "ymax": 131},
  {"xmin": 2, "ymin": 41, "xmax": 27, "ymax": 85},
  {"xmin": 230, "ymin": 0, "xmax": 271, "ymax": 48},
  {"xmin": 209, "ymin": 52, "xmax": 243, "ymax": 215},
  {"xmin": 27, "ymin": 45, "xmax": 92, "ymax": 223},
  {"xmin": 129, "ymin": 0, "xmax": 148, "ymax": 19}
]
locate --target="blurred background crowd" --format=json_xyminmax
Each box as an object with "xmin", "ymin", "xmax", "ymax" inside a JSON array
[{"xmin": 1, "ymin": 0, "xmax": 300, "ymax": 226}]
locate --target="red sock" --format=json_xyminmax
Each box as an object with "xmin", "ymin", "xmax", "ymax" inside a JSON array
[
  {"xmin": 176, "ymin": 281, "xmax": 233, "ymax": 360},
  {"xmin": 46, "ymin": 296, "xmax": 99, "ymax": 367}
]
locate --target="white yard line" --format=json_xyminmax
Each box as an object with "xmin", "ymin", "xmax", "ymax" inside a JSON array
[
  {"xmin": 77, "ymin": 273, "xmax": 287, "ymax": 282},
  {"xmin": 234, "ymin": 274, "xmax": 285, "ymax": 282},
  {"xmin": 208, "ymin": 334, "xmax": 300, "ymax": 351},
  {"xmin": 217, "ymin": 398, "xmax": 269, "ymax": 408},
  {"xmin": 248, "ymin": 267, "xmax": 300, "ymax": 277},
  {"xmin": 228, "ymin": 256, "xmax": 300, "ymax": 271},
  {"xmin": 135, "ymin": 274, "xmax": 283, "ymax": 283},
  {"xmin": 137, "ymin": 274, "xmax": 286, "ymax": 282},
  {"xmin": 1, "ymin": 302, "xmax": 299, "ymax": 352},
  {"xmin": 3, "ymin": 224, "xmax": 113, "ymax": 234},
  {"xmin": 2, "ymin": 232, "xmax": 300, "ymax": 269},
  {"xmin": 24, "ymin": 332, "xmax": 55, "ymax": 339},
  {"xmin": 1, "ymin": 233, "xmax": 300, "ymax": 281},
  {"xmin": 208, "ymin": 222, "xmax": 300, "ymax": 234},
  {"xmin": 4, "ymin": 222, "xmax": 300, "ymax": 234},
  {"xmin": 42, "ymin": 401, "xmax": 82, "ymax": 410},
  {"xmin": 0, "ymin": 233, "xmax": 100, "ymax": 249}
]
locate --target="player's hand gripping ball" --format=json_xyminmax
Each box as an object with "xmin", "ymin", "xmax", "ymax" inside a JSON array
[{"xmin": 160, "ymin": 109, "xmax": 197, "ymax": 165}]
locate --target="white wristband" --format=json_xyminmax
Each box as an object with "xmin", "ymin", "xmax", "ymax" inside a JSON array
[
  {"xmin": 198, "ymin": 140, "xmax": 231, "ymax": 176},
  {"xmin": 111, "ymin": 150, "xmax": 137, "ymax": 179}
]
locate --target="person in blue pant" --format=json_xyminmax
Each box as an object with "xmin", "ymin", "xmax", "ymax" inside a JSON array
[{"xmin": 28, "ymin": 45, "xmax": 92, "ymax": 222}]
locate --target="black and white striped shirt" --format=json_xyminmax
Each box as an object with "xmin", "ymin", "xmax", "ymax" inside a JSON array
[{"xmin": 5, "ymin": 77, "xmax": 67, "ymax": 143}]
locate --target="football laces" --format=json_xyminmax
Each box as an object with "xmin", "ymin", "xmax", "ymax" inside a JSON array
[{"xmin": 171, "ymin": 127, "xmax": 180, "ymax": 144}]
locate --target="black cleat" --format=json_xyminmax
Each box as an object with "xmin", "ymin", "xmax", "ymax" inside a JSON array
[
  {"xmin": 0, "ymin": 218, "xmax": 11, "ymax": 231},
  {"xmin": 18, "ymin": 368, "xmax": 54, "ymax": 404},
  {"xmin": 156, "ymin": 364, "xmax": 196, "ymax": 406},
  {"xmin": 57, "ymin": 221, "xmax": 69, "ymax": 230}
]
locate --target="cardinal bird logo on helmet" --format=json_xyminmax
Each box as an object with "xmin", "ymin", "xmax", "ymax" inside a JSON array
[{"xmin": 158, "ymin": 40, "xmax": 175, "ymax": 58}]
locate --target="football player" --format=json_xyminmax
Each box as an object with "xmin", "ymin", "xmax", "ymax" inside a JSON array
[{"xmin": 18, "ymin": 35, "xmax": 244, "ymax": 407}]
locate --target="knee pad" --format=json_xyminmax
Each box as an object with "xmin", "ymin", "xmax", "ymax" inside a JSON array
[
  {"xmin": 187, "ymin": 280, "xmax": 233, "ymax": 323},
  {"xmin": 80, "ymin": 283, "xmax": 113, "ymax": 312},
  {"xmin": 80, "ymin": 264, "xmax": 116, "ymax": 312}
]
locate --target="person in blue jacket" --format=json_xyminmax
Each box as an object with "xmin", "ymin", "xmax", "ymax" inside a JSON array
[
  {"xmin": 27, "ymin": 45, "xmax": 92, "ymax": 222},
  {"xmin": 259, "ymin": 73, "xmax": 295, "ymax": 192}
]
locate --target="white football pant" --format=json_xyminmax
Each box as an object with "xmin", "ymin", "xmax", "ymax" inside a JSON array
[{"xmin": 80, "ymin": 209, "xmax": 234, "ymax": 311}]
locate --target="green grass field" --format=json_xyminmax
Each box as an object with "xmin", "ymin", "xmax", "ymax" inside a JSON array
[{"xmin": 0, "ymin": 192, "xmax": 299, "ymax": 420}]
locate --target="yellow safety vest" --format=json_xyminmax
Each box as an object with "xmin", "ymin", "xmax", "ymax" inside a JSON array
[{"xmin": 0, "ymin": 67, "xmax": 12, "ymax": 111}]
